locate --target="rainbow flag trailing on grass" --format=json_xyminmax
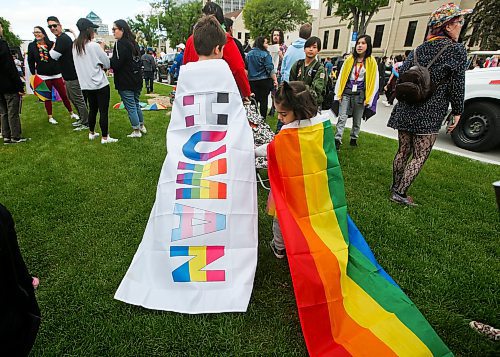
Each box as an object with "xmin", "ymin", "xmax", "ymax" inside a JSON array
[{"xmin": 267, "ymin": 115, "xmax": 452, "ymax": 356}]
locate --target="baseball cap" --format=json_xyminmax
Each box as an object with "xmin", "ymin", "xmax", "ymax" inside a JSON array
[
  {"xmin": 428, "ymin": 3, "xmax": 473, "ymax": 29},
  {"xmin": 76, "ymin": 18, "xmax": 99, "ymax": 32},
  {"xmin": 176, "ymin": 43, "xmax": 185, "ymax": 50}
]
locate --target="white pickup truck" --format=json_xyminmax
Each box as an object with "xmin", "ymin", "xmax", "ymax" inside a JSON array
[{"xmin": 451, "ymin": 52, "xmax": 500, "ymax": 152}]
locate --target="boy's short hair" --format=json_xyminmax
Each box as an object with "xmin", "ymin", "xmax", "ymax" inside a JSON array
[
  {"xmin": 46, "ymin": 16, "xmax": 60, "ymax": 23},
  {"xmin": 194, "ymin": 15, "xmax": 227, "ymax": 56},
  {"xmin": 304, "ymin": 36, "xmax": 321, "ymax": 50},
  {"xmin": 299, "ymin": 23, "xmax": 312, "ymax": 40}
]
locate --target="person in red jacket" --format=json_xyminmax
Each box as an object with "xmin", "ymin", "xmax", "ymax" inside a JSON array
[{"xmin": 183, "ymin": 1, "xmax": 251, "ymax": 99}]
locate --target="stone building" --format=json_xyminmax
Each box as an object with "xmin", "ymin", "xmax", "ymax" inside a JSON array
[{"xmin": 316, "ymin": 0, "xmax": 478, "ymax": 59}]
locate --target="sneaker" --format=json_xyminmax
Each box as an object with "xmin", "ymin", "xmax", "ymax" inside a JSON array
[
  {"xmin": 269, "ymin": 240, "xmax": 285, "ymax": 259},
  {"xmin": 70, "ymin": 113, "xmax": 80, "ymax": 120},
  {"xmin": 139, "ymin": 125, "xmax": 147, "ymax": 134},
  {"xmin": 48, "ymin": 118, "xmax": 58, "ymax": 125},
  {"xmin": 469, "ymin": 321, "xmax": 500, "ymax": 341},
  {"xmin": 73, "ymin": 125, "xmax": 89, "ymax": 131},
  {"xmin": 335, "ymin": 139, "xmax": 341, "ymax": 151},
  {"xmin": 101, "ymin": 136, "xmax": 118, "ymax": 144},
  {"xmin": 72, "ymin": 120, "xmax": 82, "ymax": 127},
  {"xmin": 11, "ymin": 137, "xmax": 29, "ymax": 143},
  {"xmin": 3, "ymin": 138, "xmax": 12, "ymax": 144},
  {"xmin": 390, "ymin": 192, "xmax": 418, "ymax": 207},
  {"xmin": 89, "ymin": 132, "xmax": 100, "ymax": 140},
  {"xmin": 350, "ymin": 138, "xmax": 358, "ymax": 147},
  {"xmin": 127, "ymin": 131, "xmax": 142, "ymax": 138}
]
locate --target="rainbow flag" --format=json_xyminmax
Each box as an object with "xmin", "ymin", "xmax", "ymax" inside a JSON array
[{"xmin": 267, "ymin": 116, "xmax": 452, "ymax": 356}]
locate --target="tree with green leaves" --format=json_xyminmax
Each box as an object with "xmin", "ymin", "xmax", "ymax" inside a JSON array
[
  {"xmin": 466, "ymin": 0, "xmax": 500, "ymax": 50},
  {"xmin": 0, "ymin": 17, "xmax": 22, "ymax": 47},
  {"xmin": 128, "ymin": 13, "xmax": 159, "ymax": 48},
  {"xmin": 243, "ymin": 0, "xmax": 310, "ymax": 39},
  {"xmin": 157, "ymin": 0, "xmax": 202, "ymax": 47},
  {"xmin": 323, "ymin": 0, "xmax": 402, "ymax": 36}
]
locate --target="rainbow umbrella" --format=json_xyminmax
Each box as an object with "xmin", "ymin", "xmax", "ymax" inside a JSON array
[
  {"xmin": 142, "ymin": 103, "xmax": 168, "ymax": 111},
  {"xmin": 30, "ymin": 75, "xmax": 51, "ymax": 101},
  {"xmin": 113, "ymin": 102, "xmax": 148, "ymax": 109}
]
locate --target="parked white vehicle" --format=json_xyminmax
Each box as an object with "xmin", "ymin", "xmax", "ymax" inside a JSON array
[{"xmin": 450, "ymin": 52, "xmax": 500, "ymax": 152}]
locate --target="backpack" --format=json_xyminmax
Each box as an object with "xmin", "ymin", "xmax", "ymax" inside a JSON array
[{"xmin": 395, "ymin": 42, "xmax": 452, "ymax": 104}]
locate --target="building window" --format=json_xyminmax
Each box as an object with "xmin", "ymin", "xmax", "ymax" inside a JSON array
[
  {"xmin": 404, "ymin": 21, "xmax": 418, "ymax": 47},
  {"xmin": 245, "ymin": 33, "xmax": 250, "ymax": 43},
  {"xmin": 327, "ymin": 4, "xmax": 332, "ymax": 16},
  {"xmin": 373, "ymin": 25, "xmax": 384, "ymax": 48},
  {"xmin": 323, "ymin": 30, "xmax": 329, "ymax": 50},
  {"xmin": 237, "ymin": 32, "xmax": 242, "ymax": 39},
  {"xmin": 333, "ymin": 29, "xmax": 340, "ymax": 49}
]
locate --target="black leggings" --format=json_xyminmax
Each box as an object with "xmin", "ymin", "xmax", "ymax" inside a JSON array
[
  {"xmin": 83, "ymin": 85, "xmax": 110, "ymax": 137},
  {"xmin": 250, "ymin": 78, "xmax": 273, "ymax": 119},
  {"xmin": 392, "ymin": 130, "xmax": 437, "ymax": 195}
]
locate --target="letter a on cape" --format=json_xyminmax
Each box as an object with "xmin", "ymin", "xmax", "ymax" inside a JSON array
[{"xmin": 115, "ymin": 59, "xmax": 258, "ymax": 313}]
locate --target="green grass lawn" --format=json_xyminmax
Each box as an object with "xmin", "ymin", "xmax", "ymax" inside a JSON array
[{"xmin": 1, "ymin": 80, "xmax": 499, "ymax": 356}]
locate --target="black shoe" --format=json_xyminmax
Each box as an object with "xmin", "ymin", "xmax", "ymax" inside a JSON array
[
  {"xmin": 3, "ymin": 138, "xmax": 12, "ymax": 144},
  {"xmin": 350, "ymin": 138, "xmax": 357, "ymax": 146},
  {"xmin": 11, "ymin": 137, "xmax": 29, "ymax": 143},
  {"xmin": 335, "ymin": 139, "xmax": 341, "ymax": 151}
]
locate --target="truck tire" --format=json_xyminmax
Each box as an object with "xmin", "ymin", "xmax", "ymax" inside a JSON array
[{"xmin": 451, "ymin": 101, "xmax": 500, "ymax": 152}]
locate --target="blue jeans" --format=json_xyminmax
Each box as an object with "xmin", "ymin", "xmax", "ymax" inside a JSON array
[{"xmin": 119, "ymin": 89, "xmax": 144, "ymax": 129}]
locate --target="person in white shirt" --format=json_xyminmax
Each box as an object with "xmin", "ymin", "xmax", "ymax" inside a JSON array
[{"xmin": 72, "ymin": 18, "xmax": 117, "ymax": 144}]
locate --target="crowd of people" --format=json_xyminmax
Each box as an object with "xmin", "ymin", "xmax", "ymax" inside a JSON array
[
  {"xmin": 2, "ymin": 1, "xmax": 499, "ymax": 355},
  {"xmin": 0, "ymin": 16, "xmax": 152, "ymax": 145}
]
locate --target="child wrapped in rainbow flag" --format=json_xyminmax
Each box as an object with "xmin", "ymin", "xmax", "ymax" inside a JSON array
[{"xmin": 255, "ymin": 81, "xmax": 452, "ymax": 356}]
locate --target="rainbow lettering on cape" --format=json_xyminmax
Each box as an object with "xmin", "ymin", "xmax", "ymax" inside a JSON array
[{"xmin": 170, "ymin": 93, "xmax": 231, "ymax": 283}]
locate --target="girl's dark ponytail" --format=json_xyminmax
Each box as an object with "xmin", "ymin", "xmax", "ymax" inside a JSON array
[{"xmin": 275, "ymin": 81, "xmax": 318, "ymax": 120}]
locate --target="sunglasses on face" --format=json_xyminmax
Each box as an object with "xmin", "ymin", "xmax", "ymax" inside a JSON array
[
  {"xmin": 33, "ymin": 31, "xmax": 42, "ymax": 34},
  {"xmin": 48, "ymin": 24, "xmax": 59, "ymax": 29}
]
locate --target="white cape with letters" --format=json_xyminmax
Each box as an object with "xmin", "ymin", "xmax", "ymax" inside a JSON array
[{"xmin": 115, "ymin": 59, "xmax": 258, "ymax": 313}]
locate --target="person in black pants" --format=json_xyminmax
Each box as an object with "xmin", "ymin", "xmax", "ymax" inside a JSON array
[
  {"xmin": 0, "ymin": 203, "xmax": 41, "ymax": 356},
  {"xmin": 246, "ymin": 36, "xmax": 278, "ymax": 119},
  {"xmin": 72, "ymin": 18, "xmax": 117, "ymax": 143}
]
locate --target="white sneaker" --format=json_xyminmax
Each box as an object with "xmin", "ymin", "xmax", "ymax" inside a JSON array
[
  {"xmin": 74, "ymin": 125, "xmax": 89, "ymax": 131},
  {"xmin": 101, "ymin": 136, "xmax": 118, "ymax": 144},
  {"xmin": 70, "ymin": 113, "xmax": 80, "ymax": 120},
  {"xmin": 89, "ymin": 132, "xmax": 100, "ymax": 140},
  {"xmin": 140, "ymin": 125, "xmax": 147, "ymax": 134},
  {"xmin": 127, "ymin": 131, "xmax": 142, "ymax": 138},
  {"xmin": 48, "ymin": 118, "xmax": 58, "ymax": 125}
]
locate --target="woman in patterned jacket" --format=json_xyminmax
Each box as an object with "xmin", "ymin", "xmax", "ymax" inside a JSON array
[{"xmin": 387, "ymin": 3, "xmax": 472, "ymax": 206}]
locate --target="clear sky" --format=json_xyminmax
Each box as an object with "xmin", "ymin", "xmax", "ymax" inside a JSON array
[
  {"xmin": 2, "ymin": 0, "xmax": 320, "ymax": 41},
  {"xmin": 0, "ymin": 0, "xmax": 152, "ymax": 41}
]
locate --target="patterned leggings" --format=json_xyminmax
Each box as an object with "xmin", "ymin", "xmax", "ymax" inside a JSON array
[{"xmin": 392, "ymin": 131, "xmax": 437, "ymax": 195}]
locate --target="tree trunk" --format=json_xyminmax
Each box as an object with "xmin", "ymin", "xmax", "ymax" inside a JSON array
[{"xmin": 359, "ymin": 11, "xmax": 366, "ymax": 35}]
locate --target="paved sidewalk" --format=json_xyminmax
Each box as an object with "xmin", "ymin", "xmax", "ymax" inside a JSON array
[{"xmin": 325, "ymin": 99, "xmax": 500, "ymax": 166}]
